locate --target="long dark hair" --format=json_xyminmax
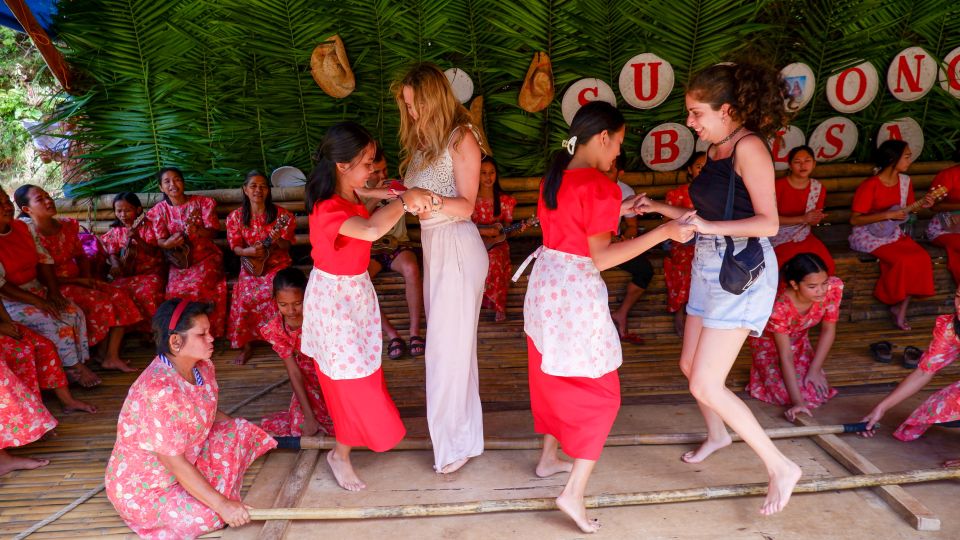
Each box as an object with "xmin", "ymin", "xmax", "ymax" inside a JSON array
[
  {"xmin": 481, "ymin": 155, "xmax": 506, "ymax": 217},
  {"xmin": 240, "ymin": 170, "xmax": 277, "ymax": 226},
  {"xmin": 157, "ymin": 166, "xmax": 185, "ymax": 205},
  {"xmin": 305, "ymin": 122, "xmax": 375, "ymax": 214},
  {"xmin": 687, "ymin": 61, "xmax": 791, "ymax": 139},
  {"xmin": 543, "ymin": 101, "xmax": 625, "ymax": 210},
  {"xmin": 13, "ymin": 184, "xmax": 37, "ymax": 219},
  {"xmin": 273, "ymin": 266, "xmax": 308, "ymax": 295},
  {"xmin": 782, "ymin": 252, "xmax": 828, "ymax": 287},
  {"xmin": 152, "ymin": 298, "xmax": 213, "ymax": 356},
  {"xmin": 110, "ymin": 192, "xmax": 144, "ymax": 228},
  {"xmin": 874, "ymin": 140, "xmax": 908, "ymax": 172}
]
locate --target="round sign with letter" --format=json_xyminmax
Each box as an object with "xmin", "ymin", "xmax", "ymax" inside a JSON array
[
  {"xmin": 618, "ymin": 53, "xmax": 674, "ymax": 109},
  {"xmin": 561, "ymin": 79, "xmax": 617, "ymax": 125},
  {"xmin": 876, "ymin": 117, "xmax": 924, "ymax": 162},
  {"xmin": 809, "ymin": 117, "xmax": 858, "ymax": 162},
  {"xmin": 768, "ymin": 125, "xmax": 807, "ymax": 171},
  {"xmin": 781, "ymin": 63, "xmax": 815, "ymax": 111},
  {"xmin": 939, "ymin": 46, "xmax": 960, "ymax": 99},
  {"xmin": 640, "ymin": 123, "xmax": 694, "ymax": 172},
  {"xmin": 887, "ymin": 46, "xmax": 937, "ymax": 102},
  {"xmin": 444, "ymin": 68, "xmax": 474, "ymax": 104},
  {"xmin": 826, "ymin": 61, "xmax": 879, "ymax": 113}
]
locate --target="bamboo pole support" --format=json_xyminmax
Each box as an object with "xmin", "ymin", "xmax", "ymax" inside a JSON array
[
  {"xmin": 247, "ymin": 467, "xmax": 960, "ymax": 521},
  {"xmin": 275, "ymin": 422, "xmax": 870, "ymax": 451}
]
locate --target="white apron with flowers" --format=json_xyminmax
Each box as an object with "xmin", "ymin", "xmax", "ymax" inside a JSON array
[
  {"xmin": 518, "ymin": 247, "xmax": 621, "ymax": 378},
  {"xmin": 300, "ymin": 268, "xmax": 382, "ymax": 380},
  {"xmin": 849, "ymin": 174, "xmax": 909, "ymax": 253},
  {"xmin": 770, "ymin": 179, "xmax": 821, "ymax": 247}
]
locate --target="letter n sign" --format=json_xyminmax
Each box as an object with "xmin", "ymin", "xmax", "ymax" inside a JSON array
[
  {"xmin": 619, "ymin": 53, "xmax": 674, "ymax": 109},
  {"xmin": 641, "ymin": 123, "xmax": 694, "ymax": 172},
  {"xmin": 887, "ymin": 46, "xmax": 937, "ymax": 102}
]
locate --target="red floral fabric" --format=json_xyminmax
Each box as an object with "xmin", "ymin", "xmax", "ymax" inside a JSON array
[
  {"xmin": 101, "ymin": 225, "xmax": 166, "ymax": 332},
  {"xmin": 472, "ymin": 194, "xmax": 516, "ymax": 315},
  {"xmin": 894, "ymin": 314, "xmax": 960, "ymax": 441},
  {"xmin": 0, "ymin": 355, "xmax": 56, "ymax": 450},
  {"xmin": 664, "ymin": 184, "xmax": 694, "ymax": 312},
  {"xmin": 2, "ymin": 323, "xmax": 67, "ymax": 390}
]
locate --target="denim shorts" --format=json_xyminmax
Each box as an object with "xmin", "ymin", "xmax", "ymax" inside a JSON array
[{"xmin": 686, "ymin": 234, "xmax": 778, "ymax": 337}]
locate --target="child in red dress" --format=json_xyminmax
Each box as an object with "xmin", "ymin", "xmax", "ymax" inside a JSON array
[
  {"xmin": 770, "ymin": 146, "xmax": 835, "ymax": 274},
  {"xmin": 472, "ymin": 156, "xmax": 523, "ymax": 322}
]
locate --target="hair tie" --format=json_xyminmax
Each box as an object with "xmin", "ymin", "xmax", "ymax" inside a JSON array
[
  {"xmin": 168, "ymin": 300, "xmax": 189, "ymax": 331},
  {"xmin": 561, "ymin": 136, "xmax": 577, "ymax": 156}
]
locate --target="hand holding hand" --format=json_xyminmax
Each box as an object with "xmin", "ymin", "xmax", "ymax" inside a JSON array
[
  {"xmin": 401, "ymin": 188, "xmax": 434, "ymax": 214},
  {"xmin": 664, "ymin": 211, "xmax": 697, "ymax": 243},
  {"xmin": 632, "ymin": 194, "xmax": 656, "ymax": 216},
  {"xmin": 216, "ymin": 499, "xmax": 252, "ymax": 528},
  {"xmin": 804, "ymin": 209, "xmax": 826, "ymax": 225}
]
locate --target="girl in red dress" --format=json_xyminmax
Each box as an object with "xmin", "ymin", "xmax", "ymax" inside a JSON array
[
  {"xmin": 520, "ymin": 101, "xmax": 695, "ymax": 533},
  {"xmin": 748, "ymin": 253, "xmax": 841, "ymax": 420},
  {"xmin": 259, "ymin": 267, "xmax": 334, "ymax": 437},
  {"xmin": 862, "ymin": 284, "xmax": 960, "ymax": 466},
  {"xmin": 105, "ymin": 299, "xmax": 276, "ymax": 539},
  {"xmin": 472, "ymin": 156, "xmax": 524, "ymax": 322},
  {"xmin": 148, "ymin": 167, "xmax": 229, "ymax": 337},
  {"xmin": 664, "ymin": 151, "xmax": 706, "ymax": 336},
  {"xmin": 0, "ymin": 355, "xmax": 57, "ymax": 476},
  {"xmin": 770, "ymin": 146, "xmax": 835, "ymax": 274},
  {"xmin": 15, "ymin": 185, "xmax": 140, "ymax": 373},
  {"xmin": 226, "ymin": 170, "xmax": 297, "ymax": 364},
  {"xmin": 848, "ymin": 141, "xmax": 936, "ymax": 331},
  {"xmin": 926, "ymin": 146, "xmax": 960, "ymax": 284},
  {"xmin": 102, "ymin": 192, "xmax": 166, "ymax": 333},
  {"xmin": 300, "ymin": 122, "xmax": 433, "ymax": 491}
]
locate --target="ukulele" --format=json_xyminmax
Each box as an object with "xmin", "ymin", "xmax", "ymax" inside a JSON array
[
  {"xmin": 163, "ymin": 207, "xmax": 202, "ymax": 270},
  {"xmin": 113, "ymin": 213, "xmax": 147, "ymax": 278},
  {"xmin": 241, "ymin": 214, "xmax": 292, "ymax": 276},
  {"xmin": 479, "ymin": 216, "xmax": 539, "ymax": 250},
  {"xmin": 864, "ymin": 185, "xmax": 947, "ymax": 238}
]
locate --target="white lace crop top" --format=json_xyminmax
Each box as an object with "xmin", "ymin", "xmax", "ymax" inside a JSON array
[{"xmin": 403, "ymin": 124, "xmax": 480, "ymax": 198}]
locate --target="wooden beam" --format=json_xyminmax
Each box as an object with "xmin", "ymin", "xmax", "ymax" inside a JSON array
[
  {"xmin": 256, "ymin": 450, "xmax": 320, "ymax": 540},
  {"xmin": 2, "ymin": 0, "xmax": 74, "ymax": 92},
  {"xmin": 793, "ymin": 415, "xmax": 940, "ymax": 531}
]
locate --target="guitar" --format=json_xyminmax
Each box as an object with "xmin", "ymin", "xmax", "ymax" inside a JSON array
[
  {"xmin": 241, "ymin": 214, "xmax": 292, "ymax": 277},
  {"xmin": 370, "ymin": 235, "xmax": 421, "ymax": 257},
  {"xmin": 163, "ymin": 207, "xmax": 202, "ymax": 270},
  {"xmin": 113, "ymin": 213, "xmax": 147, "ymax": 278},
  {"xmin": 479, "ymin": 216, "xmax": 539, "ymax": 250},
  {"xmin": 864, "ymin": 185, "xmax": 947, "ymax": 238}
]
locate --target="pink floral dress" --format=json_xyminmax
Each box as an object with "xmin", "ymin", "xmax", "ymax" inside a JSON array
[
  {"xmin": 0, "ymin": 355, "xmax": 57, "ymax": 450},
  {"xmin": 105, "ymin": 356, "xmax": 276, "ymax": 539},
  {"xmin": 472, "ymin": 194, "xmax": 517, "ymax": 317},
  {"xmin": 894, "ymin": 314, "xmax": 960, "ymax": 441},
  {"xmin": 148, "ymin": 196, "xmax": 228, "ymax": 337},
  {"xmin": 33, "ymin": 217, "xmax": 142, "ymax": 344},
  {"xmin": 664, "ymin": 184, "xmax": 695, "ymax": 313},
  {"xmin": 101, "ymin": 223, "xmax": 166, "ymax": 332},
  {"xmin": 747, "ymin": 277, "xmax": 843, "ymax": 407},
  {"xmin": 2, "ymin": 323, "xmax": 67, "ymax": 391},
  {"xmin": 258, "ymin": 315, "xmax": 333, "ymax": 436},
  {"xmin": 225, "ymin": 207, "xmax": 296, "ymax": 349}
]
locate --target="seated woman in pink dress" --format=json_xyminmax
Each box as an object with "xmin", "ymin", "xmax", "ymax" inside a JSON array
[
  {"xmin": 0, "ymin": 355, "xmax": 57, "ymax": 476},
  {"xmin": 747, "ymin": 253, "xmax": 842, "ymax": 421},
  {"xmin": 105, "ymin": 299, "xmax": 276, "ymax": 539}
]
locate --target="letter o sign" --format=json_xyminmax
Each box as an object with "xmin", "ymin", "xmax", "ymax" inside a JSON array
[
  {"xmin": 640, "ymin": 123, "xmax": 694, "ymax": 172},
  {"xmin": 939, "ymin": 46, "xmax": 960, "ymax": 99},
  {"xmin": 809, "ymin": 117, "xmax": 858, "ymax": 162},
  {"xmin": 826, "ymin": 61, "xmax": 879, "ymax": 113},
  {"xmin": 877, "ymin": 117, "xmax": 924, "ymax": 163},
  {"xmin": 561, "ymin": 79, "xmax": 617, "ymax": 125},
  {"xmin": 618, "ymin": 53, "xmax": 674, "ymax": 109},
  {"xmin": 887, "ymin": 46, "xmax": 937, "ymax": 102}
]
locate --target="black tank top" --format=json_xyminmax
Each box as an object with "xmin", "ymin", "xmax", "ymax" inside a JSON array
[{"xmin": 688, "ymin": 138, "xmax": 756, "ymax": 222}]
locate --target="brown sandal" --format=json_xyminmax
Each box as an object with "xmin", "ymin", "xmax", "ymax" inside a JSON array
[
  {"xmin": 387, "ymin": 337, "xmax": 405, "ymax": 360},
  {"xmin": 408, "ymin": 335, "xmax": 425, "ymax": 357}
]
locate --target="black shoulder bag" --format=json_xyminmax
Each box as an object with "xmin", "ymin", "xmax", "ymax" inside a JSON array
[{"xmin": 718, "ymin": 153, "xmax": 766, "ymax": 295}]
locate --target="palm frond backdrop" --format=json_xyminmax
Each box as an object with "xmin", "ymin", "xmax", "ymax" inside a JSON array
[{"xmin": 48, "ymin": 0, "xmax": 960, "ymax": 195}]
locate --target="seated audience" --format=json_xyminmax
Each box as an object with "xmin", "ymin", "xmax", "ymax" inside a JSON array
[
  {"xmin": 770, "ymin": 145, "xmax": 835, "ymax": 274},
  {"xmin": 926, "ymin": 144, "xmax": 960, "ymax": 284}
]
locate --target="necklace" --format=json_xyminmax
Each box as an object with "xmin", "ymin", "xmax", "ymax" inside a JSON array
[{"xmin": 716, "ymin": 125, "xmax": 743, "ymax": 147}]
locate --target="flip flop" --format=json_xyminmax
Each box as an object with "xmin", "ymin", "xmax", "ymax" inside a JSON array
[
  {"xmin": 902, "ymin": 346, "xmax": 923, "ymax": 369},
  {"xmin": 621, "ymin": 332, "xmax": 645, "ymax": 345},
  {"xmin": 869, "ymin": 341, "xmax": 894, "ymax": 364},
  {"xmin": 387, "ymin": 337, "xmax": 405, "ymax": 360}
]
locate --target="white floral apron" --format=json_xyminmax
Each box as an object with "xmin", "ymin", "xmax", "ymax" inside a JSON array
[
  {"xmin": 849, "ymin": 174, "xmax": 909, "ymax": 253},
  {"xmin": 770, "ymin": 179, "xmax": 821, "ymax": 246}
]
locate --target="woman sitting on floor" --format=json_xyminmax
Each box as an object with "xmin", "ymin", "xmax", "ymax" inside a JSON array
[
  {"xmin": 770, "ymin": 145, "xmax": 835, "ymax": 274},
  {"xmin": 925, "ymin": 144, "xmax": 960, "ymax": 286},
  {"xmin": 15, "ymin": 185, "xmax": 140, "ymax": 373},
  {"xmin": 848, "ymin": 140, "xmax": 936, "ymax": 331},
  {"xmin": 861, "ymin": 283, "xmax": 960, "ymax": 467},
  {"xmin": 747, "ymin": 253, "xmax": 842, "ymax": 421},
  {"xmin": 0, "ymin": 189, "xmax": 98, "ymax": 387},
  {"xmin": 148, "ymin": 167, "xmax": 229, "ymax": 337},
  {"xmin": 0, "ymin": 356, "xmax": 58, "ymax": 476},
  {"xmin": 105, "ymin": 299, "xmax": 276, "ymax": 539},
  {"xmin": 226, "ymin": 170, "xmax": 297, "ymax": 364},
  {"xmin": 101, "ymin": 192, "xmax": 166, "ymax": 334},
  {"xmin": 663, "ymin": 151, "xmax": 706, "ymax": 336}
]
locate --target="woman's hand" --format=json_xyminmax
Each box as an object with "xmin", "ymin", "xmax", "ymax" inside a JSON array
[
  {"xmin": 804, "ymin": 209, "xmax": 826, "ymax": 225},
  {"xmin": 0, "ymin": 321, "xmax": 21, "ymax": 339},
  {"xmin": 803, "ymin": 368, "xmax": 830, "ymax": 400},
  {"xmin": 46, "ymin": 292, "xmax": 70, "ymax": 313},
  {"xmin": 885, "ymin": 208, "xmax": 908, "ymax": 221},
  {"xmin": 302, "ymin": 414, "xmax": 321, "ymax": 437},
  {"xmin": 860, "ymin": 407, "xmax": 884, "ymax": 437},
  {"xmin": 215, "ymin": 499, "xmax": 252, "ymax": 528},
  {"xmin": 662, "ymin": 212, "xmax": 697, "ymax": 243},
  {"xmin": 784, "ymin": 402, "xmax": 812, "ymax": 422},
  {"xmin": 246, "ymin": 243, "xmax": 267, "ymax": 258},
  {"xmin": 921, "ymin": 192, "xmax": 938, "ymax": 209},
  {"xmin": 632, "ymin": 195, "xmax": 658, "ymax": 216},
  {"xmin": 401, "ymin": 188, "xmax": 434, "ymax": 214},
  {"xmin": 620, "ymin": 194, "xmax": 639, "ymax": 217}
]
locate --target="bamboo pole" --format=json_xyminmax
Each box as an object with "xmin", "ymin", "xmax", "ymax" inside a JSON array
[
  {"xmin": 247, "ymin": 467, "xmax": 960, "ymax": 521},
  {"xmin": 275, "ymin": 422, "xmax": 869, "ymax": 451}
]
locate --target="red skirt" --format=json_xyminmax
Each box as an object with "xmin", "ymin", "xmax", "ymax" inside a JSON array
[
  {"xmin": 316, "ymin": 367, "xmax": 405, "ymax": 452},
  {"xmin": 871, "ymin": 237, "xmax": 935, "ymax": 305},
  {"xmin": 932, "ymin": 234, "xmax": 960, "ymax": 285},
  {"xmin": 527, "ymin": 337, "xmax": 620, "ymax": 460},
  {"xmin": 773, "ymin": 235, "xmax": 836, "ymax": 275}
]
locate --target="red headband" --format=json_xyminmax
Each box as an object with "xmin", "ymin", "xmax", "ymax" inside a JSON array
[{"xmin": 168, "ymin": 300, "xmax": 189, "ymax": 331}]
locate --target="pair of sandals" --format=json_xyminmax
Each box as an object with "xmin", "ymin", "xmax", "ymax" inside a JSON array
[
  {"xmin": 869, "ymin": 341, "xmax": 922, "ymax": 369},
  {"xmin": 388, "ymin": 335, "xmax": 425, "ymax": 360}
]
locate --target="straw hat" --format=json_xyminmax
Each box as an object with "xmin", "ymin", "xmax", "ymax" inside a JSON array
[
  {"xmin": 469, "ymin": 96, "xmax": 492, "ymax": 156},
  {"xmin": 518, "ymin": 51, "xmax": 554, "ymax": 113},
  {"xmin": 310, "ymin": 35, "xmax": 355, "ymax": 99}
]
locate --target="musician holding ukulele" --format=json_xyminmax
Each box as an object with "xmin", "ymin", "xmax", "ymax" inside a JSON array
[
  {"xmin": 926, "ymin": 144, "xmax": 960, "ymax": 285},
  {"xmin": 848, "ymin": 141, "xmax": 939, "ymax": 331}
]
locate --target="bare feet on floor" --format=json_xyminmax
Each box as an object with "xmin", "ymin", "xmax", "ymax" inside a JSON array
[
  {"xmin": 681, "ymin": 433, "xmax": 732, "ymax": 464},
  {"xmin": 889, "ymin": 305, "xmax": 911, "ymax": 331},
  {"xmin": 60, "ymin": 397, "xmax": 97, "ymax": 414},
  {"xmin": 439, "ymin": 457, "xmax": 470, "ymax": 474},
  {"xmin": 326, "ymin": 451, "xmax": 366, "ymax": 491},
  {"xmin": 101, "ymin": 357, "xmax": 137, "ymax": 373},
  {"xmin": 536, "ymin": 455, "xmax": 573, "ymax": 478},
  {"xmin": 0, "ymin": 452, "xmax": 50, "ymax": 476},
  {"xmin": 555, "ymin": 491, "xmax": 600, "ymax": 534},
  {"xmin": 66, "ymin": 364, "xmax": 101, "ymax": 388},
  {"xmin": 760, "ymin": 460, "xmax": 802, "ymax": 515},
  {"xmin": 233, "ymin": 344, "xmax": 254, "ymax": 365}
]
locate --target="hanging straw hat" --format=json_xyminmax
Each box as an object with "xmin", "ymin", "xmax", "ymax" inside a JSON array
[
  {"xmin": 310, "ymin": 34, "xmax": 355, "ymax": 99},
  {"xmin": 469, "ymin": 96, "xmax": 492, "ymax": 156},
  {"xmin": 518, "ymin": 51, "xmax": 554, "ymax": 113}
]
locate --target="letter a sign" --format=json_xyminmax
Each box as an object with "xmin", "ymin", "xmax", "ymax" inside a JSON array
[{"xmin": 619, "ymin": 53, "xmax": 674, "ymax": 109}]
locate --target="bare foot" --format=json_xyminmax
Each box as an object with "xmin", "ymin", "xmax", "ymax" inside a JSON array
[
  {"xmin": 233, "ymin": 344, "xmax": 254, "ymax": 365},
  {"xmin": 101, "ymin": 357, "xmax": 137, "ymax": 373},
  {"xmin": 555, "ymin": 491, "xmax": 601, "ymax": 533},
  {"xmin": 439, "ymin": 457, "xmax": 470, "ymax": 474},
  {"xmin": 66, "ymin": 364, "xmax": 101, "ymax": 388},
  {"xmin": 326, "ymin": 451, "xmax": 366, "ymax": 491},
  {"xmin": 760, "ymin": 460, "xmax": 802, "ymax": 515},
  {"xmin": 494, "ymin": 311, "xmax": 507, "ymax": 323},
  {"xmin": 536, "ymin": 455, "xmax": 573, "ymax": 478},
  {"xmin": 0, "ymin": 452, "xmax": 50, "ymax": 476},
  {"xmin": 681, "ymin": 433, "xmax": 732, "ymax": 464},
  {"xmin": 61, "ymin": 397, "xmax": 98, "ymax": 414},
  {"xmin": 889, "ymin": 305, "xmax": 911, "ymax": 331}
]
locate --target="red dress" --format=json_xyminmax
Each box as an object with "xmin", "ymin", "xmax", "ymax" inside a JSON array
[
  {"xmin": 472, "ymin": 194, "xmax": 517, "ymax": 316},
  {"xmin": 0, "ymin": 353, "xmax": 57, "ymax": 451},
  {"xmin": 225, "ymin": 207, "xmax": 296, "ymax": 349},
  {"xmin": 851, "ymin": 176, "xmax": 934, "ymax": 305},
  {"xmin": 258, "ymin": 315, "xmax": 334, "ymax": 436},
  {"xmin": 747, "ymin": 277, "xmax": 843, "ymax": 407},
  {"xmin": 928, "ymin": 165, "xmax": 960, "ymax": 284},
  {"xmin": 773, "ymin": 178, "xmax": 835, "ymax": 274},
  {"xmin": 664, "ymin": 184, "xmax": 695, "ymax": 312},
  {"xmin": 2, "ymin": 323, "xmax": 68, "ymax": 392},
  {"xmin": 893, "ymin": 314, "xmax": 960, "ymax": 441},
  {"xmin": 105, "ymin": 357, "xmax": 276, "ymax": 539},
  {"xmin": 526, "ymin": 168, "xmax": 622, "ymax": 460},
  {"xmin": 148, "ymin": 196, "xmax": 228, "ymax": 337},
  {"xmin": 101, "ymin": 223, "xmax": 166, "ymax": 332},
  {"xmin": 35, "ymin": 217, "xmax": 142, "ymax": 345}
]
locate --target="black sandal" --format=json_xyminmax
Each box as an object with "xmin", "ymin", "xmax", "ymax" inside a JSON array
[
  {"xmin": 902, "ymin": 346, "xmax": 923, "ymax": 369},
  {"xmin": 408, "ymin": 335, "xmax": 425, "ymax": 357},
  {"xmin": 387, "ymin": 337, "xmax": 405, "ymax": 360},
  {"xmin": 869, "ymin": 341, "xmax": 894, "ymax": 363}
]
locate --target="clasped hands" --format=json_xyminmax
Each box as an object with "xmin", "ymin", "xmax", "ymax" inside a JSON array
[
  {"xmin": 625, "ymin": 194, "xmax": 700, "ymax": 243},
  {"xmin": 395, "ymin": 187, "xmax": 438, "ymax": 215}
]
